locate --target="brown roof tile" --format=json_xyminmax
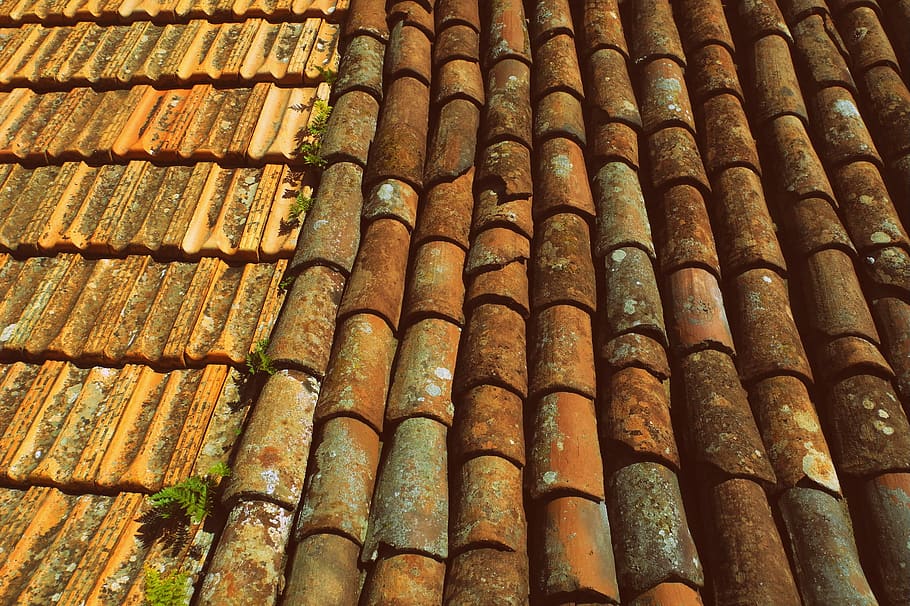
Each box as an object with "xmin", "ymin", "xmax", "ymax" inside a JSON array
[
  {"xmin": 787, "ymin": 196, "xmax": 855, "ymax": 255},
  {"xmin": 387, "ymin": 1, "xmax": 434, "ymax": 38},
  {"xmin": 336, "ymin": 217, "xmax": 410, "ymax": 332},
  {"xmin": 482, "ymin": 57, "xmax": 532, "ymax": 147},
  {"xmin": 528, "ymin": 391, "xmax": 604, "ymax": 500},
  {"xmin": 343, "ymin": 0, "xmax": 387, "ymax": 42},
  {"xmin": 385, "ymin": 21, "xmax": 430, "ymax": 83},
  {"xmin": 434, "ymin": 23, "xmax": 479, "ymax": 64},
  {"xmin": 600, "ymin": 332, "xmax": 671, "ymax": 379},
  {"xmin": 316, "ymin": 312, "xmax": 396, "ymax": 431},
  {"xmin": 628, "ymin": 0, "xmax": 685, "ymax": 67},
  {"xmin": 425, "ymin": 99, "xmax": 480, "ymax": 186},
  {"xmin": 320, "ymin": 90, "xmax": 380, "ymax": 165},
  {"xmin": 535, "ymin": 496, "xmax": 619, "ymax": 602},
  {"xmin": 711, "ymin": 166, "xmax": 787, "ymax": 275},
  {"xmin": 295, "ymin": 415, "xmax": 380, "ymax": 545},
  {"xmin": 704, "ymin": 478, "xmax": 800, "ymax": 606},
  {"xmin": 831, "ymin": 158, "xmax": 909, "ymax": 251},
  {"xmin": 750, "ymin": 375, "xmax": 840, "ymax": 493},
  {"xmin": 582, "ymin": 0, "xmax": 627, "ymax": 58},
  {"xmin": 732, "ymin": 269, "xmax": 813, "ymax": 383},
  {"xmin": 586, "ymin": 47, "xmax": 641, "ymax": 129},
  {"xmin": 529, "ymin": 0, "xmax": 573, "ymax": 42},
  {"xmin": 483, "ymin": 0, "xmax": 531, "ymax": 68},
  {"xmin": 873, "ymin": 296, "xmax": 910, "ymax": 399},
  {"xmin": 647, "ymin": 127, "xmax": 710, "ymax": 193},
  {"xmin": 751, "ymin": 34, "xmax": 808, "ymax": 125},
  {"xmin": 779, "ymin": 0, "xmax": 831, "ymax": 22},
  {"xmin": 530, "ymin": 304, "xmax": 596, "ymax": 399},
  {"xmin": 681, "ymin": 349, "xmax": 776, "ymax": 483},
  {"xmin": 436, "ymin": 0, "xmax": 480, "ymax": 32},
  {"xmin": 532, "ymin": 212, "xmax": 596, "ymax": 312},
  {"xmin": 444, "ymin": 547, "xmax": 529, "ymax": 605},
  {"xmin": 464, "ymin": 225, "xmax": 530, "ymax": 275},
  {"xmin": 403, "ymin": 239, "xmax": 466, "ymax": 324},
  {"xmin": 862, "ymin": 472, "xmax": 910, "ymax": 602},
  {"xmin": 603, "ymin": 246, "xmax": 666, "ymax": 346},
  {"xmin": 362, "ymin": 177, "xmax": 419, "ymax": 230},
  {"xmin": 791, "ymin": 12, "xmax": 855, "ymax": 92},
  {"xmin": 602, "ymin": 366, "xmax": 679, "ymax": 469},
  {"xmin": 197, "ymin": 499, "xmax": 293, "ymax": 605},
  {"xmin": 861, "ymin": 64, "xmax": 910, "ymax": 159},
  {"xmin": 458, "ymin": 302, "xmax": 528, "ymax": 397},
  {"xmin": 453, "ymin": 383, "xmax": 525, "ymax": 465},
  {"xmin": 640, "ymin": 58, "xmax": 695, "ymax": 134},
  {"xmin": 687, "ymin": 43, "xmax": 744, "ymax": 104},
  {"xmin": 534, "ymin": 137, "xmax": 595, "ymax": 220},
  {"xmin": 699, "ymin": 93, "xmax": 761, "ymax": 175},
  {"xmin": 607, "ymin": 462, "xmax": 703, "ymax": 595},
  {"xmin": 657, "ymin": 185, "xmax": 720, "ymax": 276},
  {"xmin": 533, "ymin": 33, "xmax": 583, "ymax": 100},
  {"xmin": 222, "ymin": 369, "xmax": 318, "ymax": 507},
  {"xmin": 778, "ymin": 487, "xmax": 877, "ymax": 604},
  {"xmin": 434, "ymin": 57, "xmax": 484, "ymax": 105},
  {"xmin": 736, "ymin": 0, "xmax": 793, "ymax": 42},
  {"xmin": 827, "ymin": 373, "xmax": 910, "ymax": 475},
  {"xmin": 534, "ymin": 90, "xmax": 587, "ymax": 145},
  {"xmin": 362, "ymin": 416, "xmax": 448, "ymax": 560},
  {"xmin": 813, "ymin": 85, "xmax": 881, "ymax": 166},
  {"xmin": 284, "ymin": 533, "xmax": 362, "ymax": 606},
  {"xmin": 840, "ymin": 4, "xmax": 900, "ymax": 72},
  {"xmin": 588, "ymin": 119, "xmax": 640, "ymax": 168},
  {"xmin": 361, "ymin": 553, "xmax": 445, "ymax": 605},
  {"xmin": 465, "ymin": 258, "xmax": 529, "ymax": 318},
  {"xmin": 451, "ymin": 454, "xmax": 525, "ymax": 553},
  {"xmin": 767, "ymin": 115, "xmax": 836, "ymax": 201},
  {"xmin": 802, "ymin": 248, "xmax": 880, "ymax": 343},
  {"xmin": 676, "ymin": 0, "xmax": 734, "ymax": 53},
  {"xmin": 386, "ymin": 317, "xmax": 460, "ymax": 425},
  {"xmin": 364, "ymin": 76, "xmax": 429, "ymax": 189},
  {"xmin": 628, "ymin": 583, "xmax": 704, "ymax": 606},
  {"xmin": 333, "ymin": 33, "xmax": 383, "ymax": 98},
  {"xmin": 592, "ymin": 161, "xmax": 654, "ymax": 259},
  {"xmin": 267, "ymin": 263, "xmax": 345, "ymax": 376},
  {"xmin": 820, "ymin": 335, "xmax": 894, "ymax": 381}
]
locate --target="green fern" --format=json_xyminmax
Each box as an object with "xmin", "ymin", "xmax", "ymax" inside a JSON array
[
  {"xmin": 148, "ymin": 477, "xmax": 212, "ymax": 524},
  {"xmin": 246, "ymin": 338, "xmax": 276, "ymax": 376},
  {"xmin": 287, "ymin": 191, "xmax": 313, "ymax": 225},
  {"xmin": 296, "ymin": 99, "xmax": 332, "ymax": 168},
  {"xmin": 144, "ymin": 567, "xmax": 190, "ymax": 606}
]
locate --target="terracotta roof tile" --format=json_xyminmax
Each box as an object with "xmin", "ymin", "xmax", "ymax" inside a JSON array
[
  {"xmin": 592, "ymin": 161, "xmax": 654, "ymax": 259},
  {"xmin": 453, "ymin": 382, "xmax": 525, "ymax": 465},
  {"xmin": 481, "ymin": 57, "xmax": 532, "ymax": 147},
  {"xmin": 732, "ymin": 269, "xmax": 813, "ymax": 383},
  {"xmin": 803, "ymin": 247, "xmax": 880, "ymax": 342},
  {"xmin": 582, "ymin": 0, "xmax": 626, "ymax": 58},
  {"xmin": 385, "ymin": 21, "xmax": 430, "ymax": 83},
  {"xmin": 425, "ymin": 99, "xmax": 480, "ymax": 185},
  {"xmin": 464, "ymin": 225, "xmax": 530, "ymax": 275},
  {"xmin": 586, "ymin": 47, "xmax": 642, "ymax": 129},
  {"xmin": 444, "ymin": 547, "xmax": 529, "ymax": 604},
  {"xmin": 403, "ymin": 240, "xmax": 465, "ymax": 323},
  {"xmin": 657, "ymin": 185, "xmax": 720, "ymax": 276},
  {"xmin": 482, "ymin": 0, "xmax": 530, "ymax": 68},
  {"xmin": 319, "ymin": 91, "xmax": 379, "ymax": 164},
  {"xmin": 435, "ymin": 0, "xmax": 480, "ymax": 32},
  {"xmin": 434, "ymin": 23, "xmax": 478, "ymax": 64},
  {"xmin": 840, "ymin": 4, "xmax": 899, "ymax": 72},
  {"xmin": 588, "ymin": 119, "xmax": 639, "ymax": 167},
  {"xmin": 606, "ymin": 462, "xmax": 703, "ymax": 595},
  {"xmin": 860, "ymin": 64, "xmax": 910, "ymax": 159},
  {"xmin": 533, "ymin": 33, "xmax": 583, "ymax": 100},
  {"xmin": 197, "ymin": 499, "xmax": 293, "ymax": 605},
  {"xmin": 530, "ymin": 304, "xmax": 596, "ymax": 400},
  {"xmin": 362, "ymin": 416, "xmax": 448, "ymax": 560},
  {"xmin": 862, "ymin": 472, "xmax": 910, "ymax": 602},
  {"xmin": 534, "ymin": 90, "xmax": 586, "ymax": 145},
  {"xmin": 647, "ymin": 127, "xmax": 710, "ymax": 193},
  {"xmin": 640, "ymin": 58, "xmax": 695, "ymax": 134},
  {"xmin": 284, "ymin": 533, "xmax": 362, "ymax": 606},
  {"xmin": 413, "ymin": 168, "xmax": 474, "ymax": 249},
  {"xmin": 767, "ymin": 114, "xmax": 836, "ymax": 201},
  {"xmin": 295, "ymin": 415, "xmax": 380, "ymax": 544},
  {"xmin": 736, "ymin": 0, "xmax": 793, "ymax": 43},
  {"xmin": 529, "ymin": 0, "xmax": 573, "ymax": 43},
  {"xmin": 628, "ymin": 0, "xmax": 685, "ymax": 67},
  {"xmin": 532, "ymin": 212, "xmax": 596, "ymax": 312},
  {"xmin": 676, "ymin": 0, "xmax": 735, "ymax": 53},
  {"xmin": 534, "ymin": 496, "xmax": 619, "ymax": 603},
  {"xmin": 751, "ymin": 34, "xmax": 808, "ymax": 125},
  {"xmin": 750, "ymin": 375, "xmax": 840, "ymax": 492},
  {"xmin": 603, "ymin": 246, "xmax": 666, "ymax": 346},
  {"xmin": 315, "ymin": 312, "xmax": 396, "ymax": 431},
  {"xmin": 465, "ymin": 258, "xmax": 529, "ymax": 318},
  {"xmin": 822, "ymin": 335, "xmax": 895, "ymax": 382},
  {"xmin": 699, "ymin": 93, "xmax": 761, "ymax": 175},
  {"xmin": 458, "ymin": 302, "xmax": 527, "ymax": 397},
  {"xmin": 628, "ymin": 583, "xmax": 704, "ymax": 606},
  {"xmin": 831, "ymin": 160, "xmax": 909, "ymax": 252},
  {"xmin": 387, "ymin": 1, "xmax": 434, "ymax": 38},
  {"xmin": 528, "ymin": 391, "xmax": 604, "ymax": 500},
  {"xmin": 704, "ymin": 478, "xmax": 800, "ymax": 606},
  {"xmin": 451, "ymin": 453, "xmax": 524, "ymax": 553},
  {"xmin": 827, "ymin": 373, "xmax": 910, "ymax": 475},
  {"xmin": 534, "ymin": 137, "xmax": 595, "ymax": 220},
  {"xmin": 364, "ymin": 75, "xmax": 429, "ymax": 189},
  {"xmin": 873, "ymin": 296, "xmax": 910, "ymax": 399},
  {"xmin": 385, "ymin": 317, "xmax": 459, "ymax": 425},
  {"xmin": 787, "ymin": 195, "xmax": 855, "ymax": 255},
  {"xmin": 779, "ymin": 0, "xmax": 831, "ymax": 22},
  {"xmin": 791, "ymin": 12, "xmax": 855, "ymax": 92},
  {"xmin": 602, "ymin": 366, "xmax": 679, "ymax": 469},
  {"xmin": 434, "ymin": 57, "xmax": 483, "ymax": 105},
  {"xmin": 711, "ymin": 166, "xmax": 787, "ymax": 275},
  {"xmin": 361, "ymin": 553, "xmax": 445, "ymax": 604},
  {"xmin": 813, "ymin": 85, "xmax": 881, "ymax": 166},
  {"xmin": 342, "ymin": 0, "xmax": 386, "ymax": 42},
  {"xmin": 600, "ymin": 332, "xmax": 671, "ymax": 379},
  {"xmin": 686, "ymin": 43, "xmax": 745, "ymax": 103}
]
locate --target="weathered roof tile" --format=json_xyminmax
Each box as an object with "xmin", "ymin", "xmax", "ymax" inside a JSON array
[
  {"xmin": 603, "ymin": 246, "xmax": 666, "ymax": 346},
  {"xmin": 284, "ymin": 533, "xmax": 362, "ymax": 606},
  {"xmin": 532, "ymin": 212, "xmax": 596, "ymax": 313}
]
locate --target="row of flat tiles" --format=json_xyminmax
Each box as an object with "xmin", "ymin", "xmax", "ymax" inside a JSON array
[
  {"xmin": 0, "ymin": 161, "xmax": 304, "ymax": 261},
  {"xmin": 0, "ymin": 0, "xmax": 346, "ymax": 24},
  {"xmin": 0, "ymin": 485, "xmax": 215, "ymax": 606},
  {"xmin": 0, "ymin": 82, "xmax": 330, "ymax": 164},
  {"xmin": 0, "ymin": 360, "xmax": 245, "ymax": 493},
  {"xmin": 0, "ymin": 17, "xmax": 339, "ymax": 89},
  {"xmin": 0, "ymin": 253, "xmax": 286, "ymax": 367}
]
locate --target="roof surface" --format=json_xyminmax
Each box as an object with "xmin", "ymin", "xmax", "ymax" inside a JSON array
[{"xmin": 1, "ymin": 0, "xmax": 910, "ymax": 604}]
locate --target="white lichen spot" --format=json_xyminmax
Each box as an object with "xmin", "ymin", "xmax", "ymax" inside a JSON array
[
  {"xmin": 434, "ymin": 367, "xmax": 452, "ymax": 381},
  {"xmin": 425, "ymin": 383, "xmax": 442, "ymax": 397},
  {"xmin": 260, "ymin": 469, "xmax": 280, "ymax": 495},
  {"xmin": 313, "ymin": 219, "xmax": 329, "ymax": 230},
  {"xmin": 377, "ymin": 182, "xmax": 395, "ymax": 201},
  {"xmin": 871, "ymin": 231, "xmax": 891, "ymax": 244},
  {"xmin": 762, "ymin": 275, "xmax": 772, "ymax": 283},
  {"xmin": 873, "ymin": 419, "xmax": 895, "ymax": 435},
  {"xmin": 878, "ymin": 409, "xmax": 891, "ymax": 419},
  {"xmin": 0, "ymin": 323, "xmax": 16, "ymax": 341},
  {"xmin": 833, "ymin": 98, "xmax": 860, "ymax": 119},
  {"xmin": 862, "ymin": 397, "xmax": 876, "ymax": 410},
  {"xmin": 550, "ymin": 154, "xmax": 572, "ymax": 177},
  {"xmin": 542, "ymin": 471, "xmax": 558, "ymax": 484},
  {"xmin": 624, "ymin": 299, "xmax": 637, "ymax": 315},
  {"xmin": 611, "ymin": 248, "xmax": 627, "ymax": 263}
]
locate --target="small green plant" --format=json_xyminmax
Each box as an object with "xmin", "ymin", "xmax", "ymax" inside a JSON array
[
  {"xmin": 284, "ymin": 190, "xmax": 313, "ymax": 229},
  {"xmin": 278, "ymin": 275, "xmax": 294, "ymax": 293},
  {"xmin": 136, "ymin": 464, "xmax": 231, "ymax": 549},
  {"xmin": 246, "ymin": 338, "xmax": 276, "ymax": 376},
  {"xmin": 296, "ymin": 99, "xmax": 332, "ymax": 168},
  {"xmin": 143, "ymin": 567, "xmax": 190, "ymax": 606},
  {"xmin": 316, "ymin": 65, "xmax": 337, "ymax": 84}
]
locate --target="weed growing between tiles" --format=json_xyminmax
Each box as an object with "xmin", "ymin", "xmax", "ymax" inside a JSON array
[
  {"xmin": 246, "ymin": 338, "xmax": 277, "ymax": 376},
  {"xmin": 143, "ymin": 566, "xmax": 191, "ymax": 606},
  {"xmin": 136, "ymin": 463, "xmax": 232, "ymax": 551},
  {"xmin": 296, "ymin": 98, "xmax": 333, "ymax": 169}
]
